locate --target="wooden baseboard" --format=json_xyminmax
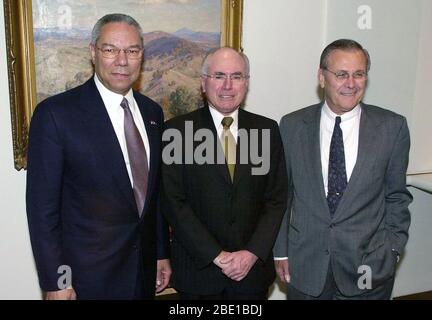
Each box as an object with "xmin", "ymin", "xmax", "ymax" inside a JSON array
[
  {"xmin": 156, "ymin": 287, "xmax": 179, "ymax": 300},
  {"xmin": 394, "ymin": 291, "xmax": 432, "ymax": 300}
]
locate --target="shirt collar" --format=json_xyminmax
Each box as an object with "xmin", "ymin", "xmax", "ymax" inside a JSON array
[
  {"xmin": 208, "ymin": 105, "xmax": 239, "ymax": 129},
  {"xmin": 322, "ymin": 101, "xmax": 361, "ymax": 123},
  {"xmin": 94, "ymin": 74, "xmax": 134, "ymax": 109}
]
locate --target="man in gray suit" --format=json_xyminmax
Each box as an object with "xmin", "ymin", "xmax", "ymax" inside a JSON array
[{"xmin": 274, "ymin": 39, "xmax": 412, "ymax": 299}]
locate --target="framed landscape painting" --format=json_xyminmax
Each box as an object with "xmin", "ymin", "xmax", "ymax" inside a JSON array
[{"xmin": 3, "ymin": 0, "xmax": 243, "ymax": 170}]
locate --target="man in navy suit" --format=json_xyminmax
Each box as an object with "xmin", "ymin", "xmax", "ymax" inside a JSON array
[{"xmin": 26, "ymin": 14, "xmax": 171, "ymax": 300}]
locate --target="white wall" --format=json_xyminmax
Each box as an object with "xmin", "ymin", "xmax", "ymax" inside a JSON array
[
  {"xmin": 410, "ymin": 0, "xmax": 432, "ymax": 173},
  {"xmin": 394, "ymin": 187, "xmax": 432, "ymax": 297},
  {"xmin": 0, "ymin": 0, "xmax": 41, "ymax": 299},
  {"xmin": 243, "ymin": 0, "xmax": 324, "ymax": 123}
]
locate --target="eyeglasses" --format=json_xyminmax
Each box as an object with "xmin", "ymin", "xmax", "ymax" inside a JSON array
[
  {"xmin": 203, "ymin": 72, "xmax": 249, "ymax": 82},
  {"xmin": 96, "ymin": 46, "xmax": 143, "ymax": 59},
  {"xmin": 323, "ymin": 68, "xmax": 367, "ymax": 81}
]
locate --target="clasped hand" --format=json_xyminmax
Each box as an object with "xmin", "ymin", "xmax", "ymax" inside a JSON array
[{"xmin": 213, "ymin": 250, "xmax": 258, "ymax": 282}]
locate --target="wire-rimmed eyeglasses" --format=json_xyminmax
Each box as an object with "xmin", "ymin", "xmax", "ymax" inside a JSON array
[
  {"xmin": 202, "ymin": 72, "xmax": 250, "ymax": 82},
  {"xmin": 96, "ymin": 45, "xmax": 143, "ymax": 59},
  {"xmin": 323, "ymin": 68, "xmax": 368, "ymax": 81}
]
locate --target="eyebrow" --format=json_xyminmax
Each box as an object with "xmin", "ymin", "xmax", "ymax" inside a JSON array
[
  {"xmin": 335, "ymin": 69, "xmax": 366, "ymax": 72},
  {"xmin": 213, "ymin": 71, "xmax": 244, "ymax": 75},
  {"xmin": 99, "ymin": 43, "xmax": 142, "ymax": 49}
]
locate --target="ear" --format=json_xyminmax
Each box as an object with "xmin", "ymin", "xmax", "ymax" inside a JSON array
[
  {"xmin": 90, "ymin": 44, "xmax": 96, "ymax": 64},
  {"xmin": 244, "ymin": 78, "xmax": 250, "ymax": 90},
  {"xmin": 318, "ymin": 68, "xmax": 325, "ymax": 89}
]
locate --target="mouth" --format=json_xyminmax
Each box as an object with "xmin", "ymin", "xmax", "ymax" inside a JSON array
[
  {"xmin": 218, "ymin": 94, "xmax": 235, "ymax": 100},
  {"xmin": 340, "ymin": 92, "xmax": 357, "ymax": 96},
  {"xmin": 112, "ymin": 72, "xmax": 130, "ymax": 79}
]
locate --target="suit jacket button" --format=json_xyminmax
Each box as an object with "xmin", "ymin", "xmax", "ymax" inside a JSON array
[{"xmin": 325, "ymin": 250, "xmax": 330, "ymax": 255}]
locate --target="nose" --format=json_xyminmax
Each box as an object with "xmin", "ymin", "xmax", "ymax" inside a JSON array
[
  {"xmin": 345, "ymin": 75, "xmax": 356, "ymax": 88},
  {"xmin": 222, "ymin": 77, "xmax": 233, "ymax": 90},
  {"xmin": 115, "ymin": 50, "xmax": 128, "ymax": 66}
]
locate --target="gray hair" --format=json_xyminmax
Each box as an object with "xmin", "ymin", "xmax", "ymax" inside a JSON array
[
  {"xmin": 201, "ymin": 47, "xmax": 250, "ymax": 76},
  {"xmin": 320, "ymin": 39, "xmax": 371, "ymax": 71},
  {"xmin": 91, "ymin": 13, "xmax": 144, "ymax": 46}
]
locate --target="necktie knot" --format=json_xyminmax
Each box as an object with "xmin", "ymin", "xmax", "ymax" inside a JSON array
[
  {"xmin": 221, "ymin": 117, "xmax": 234, "ymax": 129},
  {"xmin": 335, "ymin": 116, "xmax": 341, "ymax": 126},
  {"xmin": 120, "ymin": 98, "xmax": 130, "ymax": 110}
]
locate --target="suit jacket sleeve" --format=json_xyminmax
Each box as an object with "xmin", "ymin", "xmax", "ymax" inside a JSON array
[
  {"xmin": 273, "ymin": 115, "xmax": 293, "ymax": 258},
  {"xmin": 245, "ymin": 122, "xmax": 288, "ymax": 261},
  {"xmin": 26, "ymin": 102, "xmax": 66, "ymax": 291},
  {"xmin": 384, "ymin": 117, "xmax": 412, "ymax": 254}
]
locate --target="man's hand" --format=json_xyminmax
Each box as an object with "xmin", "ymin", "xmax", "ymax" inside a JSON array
[
  {"xmin": 213, "ymin": 250, "xmax": 233, "ymax": 269},
  {"xmin": 219, "ymin": 250, "xmax": 258, "ymax": 282},
  {"xmin": 274, "ymin": 258, "xmax": 290, "ymax": 283},
  {"xmin": 156, "ymin": 259, "xmax": 172, "ymax": 293},
  {"xmin": 45, "ymin": 288, "xmax": 77, "ymax": 300}
]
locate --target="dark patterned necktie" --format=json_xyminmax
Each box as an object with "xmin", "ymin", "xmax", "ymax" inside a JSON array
[
  {"xmin": 221, "ymin": 117, "xmax": 236, "ymax": 181},
  {"xmin": 121, "ymin": 98, "xmax": 148, "ymax": 216},
  {"xmin": 327, "ymin": 116, "xmax": 347, "ymax": 216}
]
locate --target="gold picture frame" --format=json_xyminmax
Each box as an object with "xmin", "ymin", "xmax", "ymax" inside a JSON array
[{"xmin": 3, "ymin": 0, "xmax": 244, "ymax": 170}]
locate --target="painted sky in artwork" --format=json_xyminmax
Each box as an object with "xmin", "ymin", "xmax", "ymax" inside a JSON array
[{"xmin": 32, "ymin": 0, "xmax": 220, "ymax": 33}]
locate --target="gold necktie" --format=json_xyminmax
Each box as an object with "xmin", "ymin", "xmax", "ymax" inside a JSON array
[{"xmin": 221, "ymin": 117, "xmax": 236, "ymax": 181}]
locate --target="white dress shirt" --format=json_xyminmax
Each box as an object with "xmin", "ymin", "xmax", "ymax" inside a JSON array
[
  {"xmin": 208, "ymin": 105, "xmax": 239, "ymax": 140},
  {"xmin": 94, "ymin": 75, "xmax": 150, "ymax": 186},
  {"xmin": 320, "ymin": 102, "xmax": 361, "ymax": 194}
]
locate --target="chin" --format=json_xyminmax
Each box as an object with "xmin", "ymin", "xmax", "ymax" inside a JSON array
[
  {"xmin": 214, "ymin": 104, "xmax": 234, "ymax": 112},
  {"xmin": 223, "ymin": 108, "xmax": 238, "ymax": 114},
  {"xmin": 340, "ymin": 99, "xmax": 358, "ymax": 107},
  {"xmin": 341, "ymin": 105, "xmax": 357, "ymax": 112}
]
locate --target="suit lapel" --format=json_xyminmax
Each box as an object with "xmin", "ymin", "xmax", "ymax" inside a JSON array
[
  {"xmin": 302, "ymin": 104, "xmax": 329, "ymax": 211},
  {"xmin": 78, "ymin": 79, "xmax": 137, "ymax": 214},
  {"xmin": 134, "ymin": 92, "xmax": 160, "ymax": 217},
  {"xmin": 333, "ymin": 103, "xmax": 383, "ymax": 219},
  {"xmin": 232, "ymin": 109, "xmax": 252, "ymax": 187}
]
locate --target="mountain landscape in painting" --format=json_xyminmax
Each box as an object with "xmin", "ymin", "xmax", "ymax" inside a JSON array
[{"xmin": 34, "ymin": 27, "xmax": 220, "ymax": 119}]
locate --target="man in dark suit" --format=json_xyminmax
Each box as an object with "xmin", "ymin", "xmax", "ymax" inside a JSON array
[
  {"xmin": 161, "ymin": 47, "xmax": 287, "ymax": 300},
  {"xmin": 26, "ymin": 14, "xmax": 171, "ymax": 300},
  {"xmin": 274, "ymin": 39, "xmax": 412, "ymax": 299}
]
